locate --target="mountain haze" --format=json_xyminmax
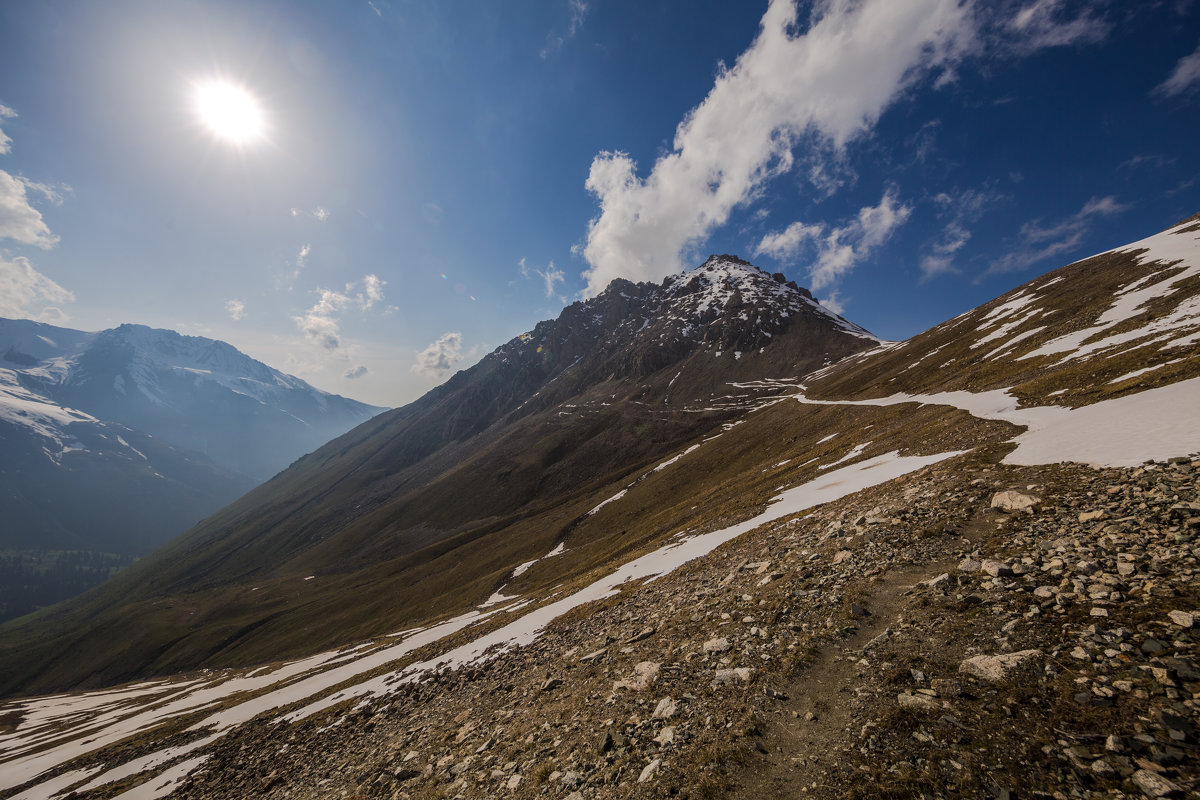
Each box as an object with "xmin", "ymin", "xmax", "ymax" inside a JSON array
[{"xmin": 0, "ymin": 320, "xmax": 385, "ymax": 622}]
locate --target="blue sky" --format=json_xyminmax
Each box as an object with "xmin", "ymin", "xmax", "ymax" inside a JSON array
[{"xmin": 0, "ymin": 0, "xmax": 1197, "ymax": 407}]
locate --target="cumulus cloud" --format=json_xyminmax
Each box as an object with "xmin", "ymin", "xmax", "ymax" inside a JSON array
[
  {"xmin": 0, "ymin": 169, "xmax": 59, "ymax": 248},
  {"xmin": 344, "ymin": 364, "xmax": 368, "ymax": 379},
  {"xmin": 225, "ymin": 299, "xmax": 246, "ymax": 321},
  {"xmin": 293, "ymin": 274, "xmax": 387, "ymax": 352},
  {"xmin": 519, "ymin": 257, "xmax": 566, "ymax": 298},
  {"xmin": 985, "ymin": 195, "xmax": 1126, "ymax": 276},
  {"xmin": 1156, "ymin": 39, "xmax": 1200, "ymax": 97},
  {"xmin": 754, "ymin": 189, "xmax": 913, "ymax": 291},
  {"xmin": 412, "ymin": 332, "xmax": 464, "ymax": 377},
  {"xmin": 579, "ymin": 0, "xmax": 973, "ymax": 296},
  {"xmin": 1006, "ymin": 0, "xmax": 1110, "ymax": 50},
  {"xmin": 0, "ymin": 255, "xmax": 74, "ymax": 322}
]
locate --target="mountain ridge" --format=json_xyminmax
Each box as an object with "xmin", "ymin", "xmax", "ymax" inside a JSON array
[
  {"xmin": 0, "ymin": 214, "xmax": 1198, "ymax": 800},
  {"xmin": 0, "ymin": 319, "xmax": 386, "ymax": 622},
  {"xmin": 0, "ymin": 256, "xmax": 879, "ymax": 695}
]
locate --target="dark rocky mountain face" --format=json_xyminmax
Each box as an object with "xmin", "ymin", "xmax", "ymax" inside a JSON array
[{"xmin": 0, "ymin": 257, "xmax": 879, "ymax": 695}]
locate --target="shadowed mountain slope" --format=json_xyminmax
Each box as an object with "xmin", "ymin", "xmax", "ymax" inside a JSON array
[{"xmin": 0, "ymin": 257, "xmax": 877, "ymax": 696}]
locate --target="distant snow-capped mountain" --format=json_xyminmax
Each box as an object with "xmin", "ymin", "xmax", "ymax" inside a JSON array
[
  {"xmin": 0, "ymin": 319, "xmax": 386, "ymax": 621},
  {"xmin": 0, "ymin": 320, "xmax": 387, "ymax": 481}
]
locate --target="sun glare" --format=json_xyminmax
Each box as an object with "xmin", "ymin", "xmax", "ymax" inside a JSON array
[{"xmin": 193, "ymin": 81, "xmax": 266, "ymax": 145}]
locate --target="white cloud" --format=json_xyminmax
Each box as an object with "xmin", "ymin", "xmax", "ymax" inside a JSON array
[
  {"xmin": 579, "ymin": 0, "xmax": 973, "ymax": 296},
  {"xmin": 754, "ymin": 189, "xmax": 912, "ymax": 291},
  {"xmin": 412, "ymin": 332, "xmax": 464, "ymax": 377},
  {"xmin": 541, "ymin": 0, "xmax": 590, "ymax": 59},
  {"xmin": 345, "ymin": 364, "xmax": 369, "ymax": 379},
  {"xmin": 755, "ymin": 221, "xmax": 825, "ymax": 261},
  {"xmin": 985, "ymin": 195, "xmax": 1125, "ymax": 276},
  {"xmin": 1007, "ymin": 0, "xmax": 1110, "ymax": 50},
  {"xmin": 918, "ymin": 187, "xmax": 1001, "ymax": 279},
  {"xmin": 1156, "ymin": 40, "xmax": 1200, "ymax": 97},
  {"xmin": 225, "ymin": 299, "xmax": 246, "ymax": 321},
  {"xmin": 0, "ymin": 255, "xmax": 74, "ymax": 322},
  {"xmin": 361, "ymin": 273, "xmax": 385, "ymax": 308},
  {"xmin": 920, "ymin": 222, "xmax": 971, "ymax": 279},
  {"xmin": 297, "ymin": 243, "xmax": 311, "ymax": 268},
  {"xmin": 0, "ymin": 104, "xmax": 16, "ymax": 156},
  {"xmin": 0, "ymin": 169, "xmax": 59, "ymax": 248},
  {"xmin": 293, "ymin": 274, "xmax": 387, "ymax": 353},
  {"xmin": 519, "ymin": 257, "xmax": 565, "ymax": 297},
  {"xmin": 313, "ymin": 206, "xmax": 330, "ymax": 222},
  {"xmin": 818, "ymin": 290, "xmax": 847, "ymax": 315}
]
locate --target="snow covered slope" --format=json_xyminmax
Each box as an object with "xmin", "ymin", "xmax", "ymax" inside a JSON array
[{"xmin": 0, "ymin": 320, "xmax": 386, "ymax": 481}]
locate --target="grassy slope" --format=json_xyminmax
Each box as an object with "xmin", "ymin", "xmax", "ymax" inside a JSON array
[{"xmin": 0, "ymin": 319, "xmax": 872, "ymax": 696}]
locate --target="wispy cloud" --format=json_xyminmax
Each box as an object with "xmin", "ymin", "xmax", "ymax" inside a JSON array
[
  {"xmin": 579, "ymin": 0, "xmax": 973, "ymax": 296},
  {"xmin": 1156, "ymin": 39, "xmax": 1200, "ymax": 97},
  {"xmin": 755, "ymin": 189, "xmax": 913, "ymax": 291},
  {"xmin": 1006, "ymin": 0, "xmax": 1110, "ymax": 51},
  {"xmin": 0, "ymin": 255, "xmax": 74, "ymax": 322},
  {"xmin": 293, "ymin": 274, "xmax": 387, "ymax": 353},
  {"xmin": 919, "ymin": 187, "xmax": 1001, "ymax": 280},
  {"xmin": 541, "ymin": 0, "xmax": 590, "ymax": 59},
  {"xmin": 985, "ymin": 195, "xmax": 1126, "ymax": 277},
  {"xmin": 297, "ymin": 243, "xmax": 311, "ymax": 269},
  {"xmin": 290, "ymin": 207, "xmax": 330, "ymax": 221},
  {"xmin": 412, "ymin": 332, "xmax": 464, "ymax": 377},
  {"xmin": 519, "ymin": 257, "xmax": 566, "ymax": 298},
  {"xmin": 345, "ymin": 364, "xmax": 369, "ymax": 379},
  {"xmin": 225, "ymin": 299, "xmax": 246, "ymax": 321}
]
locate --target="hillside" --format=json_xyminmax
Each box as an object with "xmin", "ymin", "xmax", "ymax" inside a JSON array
[
  {"xmin": 0, "ymin": 214, "xmax": 1197, "ymax": 800},
  {"xmin": 0, "ymin": 320, "xmax": 385, "ymax": 622},
  {"xmin": 0, "ymin": 257, "xmax": 877, "ymax": 697}
]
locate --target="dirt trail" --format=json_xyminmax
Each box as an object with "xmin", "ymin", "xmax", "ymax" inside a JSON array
[{"xmin": 730, "ymin": 561, "xmax": 946, "ymax": 796}]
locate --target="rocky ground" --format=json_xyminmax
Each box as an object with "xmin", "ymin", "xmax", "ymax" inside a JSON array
[{"xmin": 76, "ymin": 445, "xmax": 1192, "ymax": 800}]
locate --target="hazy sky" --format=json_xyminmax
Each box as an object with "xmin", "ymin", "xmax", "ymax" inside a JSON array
[{"xmin": 1, "ymin": 0, "xmax": 1198, "ymax": 407}]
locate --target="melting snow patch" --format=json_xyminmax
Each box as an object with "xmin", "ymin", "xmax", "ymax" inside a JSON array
[
  {"xmin": 818, "ymin": 441, "xmax": 872, "ymax": 470},
  {"xmin": 1020, "ymin": 220, "xmax": 1200, "ymax": 364},
  {"xmin": 8, "ymin": 766, "xmax": 103, "ymax": 800},
  {"xmin": 511, "ymin": 560, "xmax": 538, "ymax": 578},
  {"xmin": 794, "ymin": 376, "xmax": 1200, "ymax": 468},
  {"xmin": 107, "ymin": 755, "xmax": 210, "ymax": 800},
  {"xmin": 588, "ymin": 489, "xmax": 627, "ymax": 516},
  {"xmin": 653, "ymin": 444, "xmax": 701, "ymax": 473}
]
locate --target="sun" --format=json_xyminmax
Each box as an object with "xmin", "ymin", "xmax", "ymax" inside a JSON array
[{"xmin": 193, "ymin": 81, "xmax": 266, "ymax": 145}]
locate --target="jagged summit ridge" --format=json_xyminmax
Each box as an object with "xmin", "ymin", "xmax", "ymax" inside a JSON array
[{"xmin": 493, "ymin": 255, "xmax": 876, "ymax": 378}]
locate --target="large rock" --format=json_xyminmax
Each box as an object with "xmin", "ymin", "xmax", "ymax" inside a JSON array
[
  {"xmin": 959, "ymin": 649, "xmax": 1042, "ymax": 682},
  {"xmin": 613, "ymin": 661, "xmax": 660, "ymax": 691},
  {"xmin": 990, "ymin": 491, "xmax": 1042, "ymax": 513}
]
